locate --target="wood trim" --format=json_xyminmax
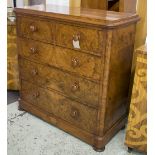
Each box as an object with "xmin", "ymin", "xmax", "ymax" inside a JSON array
[
  {"xmin": 119, "ymin": 0, "xmax": 137, "ymax": 13},
  {"xmin": 20, "ymin": 100, "xmax": 95, "ymax": 145},
  {"xmin": 14, "ymin": 6, "xmax": 139, "ymax": 28}
]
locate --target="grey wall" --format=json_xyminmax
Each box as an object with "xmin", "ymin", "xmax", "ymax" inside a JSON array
[{"xmin": 29, "ymin": 0, "xmax": 45, "ymax": 5}]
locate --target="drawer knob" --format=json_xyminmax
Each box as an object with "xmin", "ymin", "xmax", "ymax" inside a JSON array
[
  {"xmin": 71, "ymin": 82, "xmax": 80, "ymax": 92},
  {"xmin": 30, "ymin": 25, "xmax": 37, "ymax": 32},
  {"xmin": 33, "ymin": 92, "xmax": 40, "ymax": 98},
  {"xmin": 70, "ymin": 108, "xmax": 79, "ymax": 119},
  {"xmin": 30, "ymin": 47, "xmax": 37, "ymax": 54},
  {"xmin": 31, "ymin": 69, "xmax": 38, "ymax": 76},
  {"xmin": 73, "ymin": 34, "xmax": 80, "ymax": 42},
  {"xmin": 71, "ymin": 58, "xmax": 79, "ymax": 68}
]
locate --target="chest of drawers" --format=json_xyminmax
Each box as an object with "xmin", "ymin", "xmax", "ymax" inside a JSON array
[{"xmin": 15, "ymin": 5, "xmax": 139, "ymax": 151}]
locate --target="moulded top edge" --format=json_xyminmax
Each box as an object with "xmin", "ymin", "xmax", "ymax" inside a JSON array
[{"xmin": 14, "ymin": 4, "xmax": 140, "ymax": 27}]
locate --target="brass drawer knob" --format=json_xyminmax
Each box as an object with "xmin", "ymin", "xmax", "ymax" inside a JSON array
[
  {"xmin": 31, "ymin": 69, "xmax": 38, "ymax": 76},
  {"xmin": 70, "ymin": 108, "xmax": 79, "ymax": 119},
  {"xmin": 33, "ymin": 92, "xmax": 40, "ymax": 98},
  {"xmin": 71, "ymin": 82, "xmax": 80, "ymax": 92},
  {"xmin": 73, "ymin": 34, "xmax": 80, "ymax": 42},
  {"xmin": 30, "ymin": 47, "xmax": 37, "ymax": 54},
  {"xmin": 71, "ymin": 58, "xmax": 80, "ymax": 68},
  {"xmin": 30, "ymin": 25, "xmax": 37, "ymax": 32}
]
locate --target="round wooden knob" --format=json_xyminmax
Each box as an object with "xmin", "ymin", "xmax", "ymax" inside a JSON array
[
  {"xmin": 30, "ymin": 25, "xmax": 37, "ymax": 32},
  {"xmin": 33, "ymin": 92, "xmax": 40, "ymax": 98},
  {"xmin": 31, "ymin": 69, "xmax": 38, "ymax": 76},
  {"xmin": 73, "ymin": 34, "xmax": 80, "ymax": 41},
  {"xmin": 71, "ymin": 58, "xmax": 79, "ymax": 68},
  {"xmin": 30, "ymin": 47, "xmax": 37, "ymax": 54},
  {"xmin": 71, "ymin": 82, "xmax": 80, "ymax": 92}
]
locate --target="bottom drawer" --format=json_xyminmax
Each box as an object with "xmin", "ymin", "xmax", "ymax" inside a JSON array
[{"xmin": 21, "ymin": 80, "xmax": 97, "ymax": 133}]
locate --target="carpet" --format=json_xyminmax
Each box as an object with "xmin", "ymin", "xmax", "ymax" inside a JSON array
[{"xmin": 7, "ymin": 102, "xmax": 144, "ymax": 155}]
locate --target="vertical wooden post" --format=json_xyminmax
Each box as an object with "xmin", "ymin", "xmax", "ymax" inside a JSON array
[
  {"xmin": 69, "ymin": 0, "xmax": 81, "ymax": 7},
  {"xmin": 81, "ymin": 0, "xmax": 107, "ymax": 9},
  {"xmin": 119, "ymin": 0, "xmax": 137, "ymax": 13},
  {"xmin": 135, "ymin": 0, "xmax": 147, "ymax": 48}
]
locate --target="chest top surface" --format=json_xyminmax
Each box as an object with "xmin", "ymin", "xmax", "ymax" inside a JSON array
[{"xmin": 15, "ymin": 4, "xmax": 139, "ymax": 27}]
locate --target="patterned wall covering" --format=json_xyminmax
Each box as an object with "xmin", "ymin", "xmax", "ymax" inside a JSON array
[
  {"xmin": 125, "ymin": 45, "xmax": 147, "ymax": 153},
  {"xmin": 7, "ymin": 22, "xmax": 19, "ymax": 90}
]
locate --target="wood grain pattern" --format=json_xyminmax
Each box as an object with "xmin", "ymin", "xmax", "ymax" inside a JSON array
[
  {"xmin": 18, "ymin": 38, "xmax": 102, "ymax": 81},
  {"xmin": 119, "ymin": 0, "xmax": 137, "ymax": 13},
  {"xmin": 125, "ymin": 45, "xmax": 147, "ymax": 153},
  {"xmin": 20, "ymin": 100, "xmax": 95, "ymax": 145},
  {"xmin": 134, "ymin": 0, "xmax": 147, "ymax": 49},
  {"xmin": 15, "ymin": 5, "xmax": 139, "ymax": 151},
  {"xmin": 104, "ymin": 24, "xmax": 136, "ymax": 132},
  {"xmin": 18, "ymin": 17, "xmax": 54, "ymax": 43},
  {"xmin": 55, "ymin": 23, "xmax": 106, "ymax": 56},
  {"xmin": 15, "ymin": 5, "xmax": 139, "ymax": 28},
  {"xmin": 19, "ymin": 58, "xmax": 100, "ymax": 108},
  {"xmin": 7, "ymin": 23, "xmax": 19, "ymax": 90},
  {"xmin": 21, "ymin": 80, "xmax": 98, "ymax": 134},
  {"xmin": 81, "ymin": 0, "xmax": 107, "ymax": 10}
]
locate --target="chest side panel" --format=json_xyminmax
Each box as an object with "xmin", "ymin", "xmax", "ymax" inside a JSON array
[{"xmin": 104, "ymin": 24, "xmax": 136, "ymax": 132}]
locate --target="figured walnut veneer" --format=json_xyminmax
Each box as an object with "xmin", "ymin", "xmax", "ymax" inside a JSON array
[{"xmin": 15, "ymin": 5, "xmax": 139, "ymax": 151}]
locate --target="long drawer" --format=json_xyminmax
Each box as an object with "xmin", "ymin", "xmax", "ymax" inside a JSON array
[
  {"xmin": 18, "ymin": 38, "xmax": 101, "ymax": 81},
  {"xmin": 21, "ymin": 80, "xmax": 97, "ymax": 133},
  {"xmin": 17, "ymin": 17, "xmax": 54, "ymax": 43},
  {"xmin": 19, "ymin": 58, "xmax": 99, "ymax": 107}
]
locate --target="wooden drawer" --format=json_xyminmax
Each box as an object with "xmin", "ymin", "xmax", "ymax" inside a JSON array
[
  {"xmin": 18, "ymin": 17, "xmax": 54, "ymax": 43},
  {"xmin": 21, "ymin": 80, "xmax": 97, "ymax": 133},
  {"xmin": 18, "ymin": 38, "xmax": 101, "ymax": 81},
  {"xmin": 19, "ymin": 58, "xmax": 99, "ymax": 107},
  {"xmin": 56, "ymin": 23, "xmax": 105, "ymax": 56}
]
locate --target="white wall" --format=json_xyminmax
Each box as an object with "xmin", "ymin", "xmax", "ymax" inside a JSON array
[
  {"xmin": 46, "ymin": 0, "xmax": 69, "ymax": 6},
  {"xmin": 7, "ymin": 0, "xmax": 13, "ymax": 7}
]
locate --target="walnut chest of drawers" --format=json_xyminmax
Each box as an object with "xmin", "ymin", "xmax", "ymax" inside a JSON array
[{"xmin": 15, "ymin": 5, "xmax": 139, "ymax": 151}]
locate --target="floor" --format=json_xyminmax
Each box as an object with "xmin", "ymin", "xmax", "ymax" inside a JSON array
[{"xmin": 7, "ymin": 91, "xmax": 145, "ymax": 155}]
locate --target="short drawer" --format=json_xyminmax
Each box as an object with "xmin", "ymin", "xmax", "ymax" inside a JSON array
[
  {"xmin": 18, "ymin": 38, "xmax": 101, "ymax": 81},
  {"xmin": 21, "ymin": 80, "xmax": 97, "ymax": 133},
  {"xmin": 17, "ymin": 17, "xmax": 54, "ymax": 43},
  {"xmin": 19, "ymin": 58, "xmax": 99, "ymax": 107},
  {"xmin": 56, "ymin": 23, "xmax": 105, "ymax": 56}
]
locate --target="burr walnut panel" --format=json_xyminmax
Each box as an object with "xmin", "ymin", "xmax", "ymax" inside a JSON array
[
  {"xmin": 18, "ymin": 17, "xmax": 54, "ymax": 43},
  {"xmin": 19, "ymin": 58, "xmax": 99, "ymax": 107},
  {"xmin": 18, "ymin": 38, "xmax": 101, "ymax": 81},
  {"xmin": 55, "ymin": 23, "xmax": 105, "ymax": 56},
  {"xmin": 21, "ymin": 80, "xmax": 97, "ymax": 134}
]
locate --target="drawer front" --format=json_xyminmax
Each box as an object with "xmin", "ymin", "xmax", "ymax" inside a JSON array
[
  {"xmin": 18, "ymin": 38, "xmax": 101, "ymax": 81},
  {"xmin": 21, "ymin": 81, "xmax": 97, "ymax": 133},
  {"xmin": 56, "ymin": 23, "xmax": 104, "ymax": 55},
  {"xmin": 19, "ymin": 59, "xmax": 99, "ymax": 107},
  {"xmin": 18, "ymin": 17, "xmax": 54, "ymax": 43}
]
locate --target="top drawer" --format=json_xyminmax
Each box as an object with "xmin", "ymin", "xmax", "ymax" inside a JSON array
[
  {"xmin": 55, "ymin": 23, "xmax": 105, "ymax": 56},
  {"xmin": 17, "ymin": 17, "xmax": 54, "ymax": 43}
]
